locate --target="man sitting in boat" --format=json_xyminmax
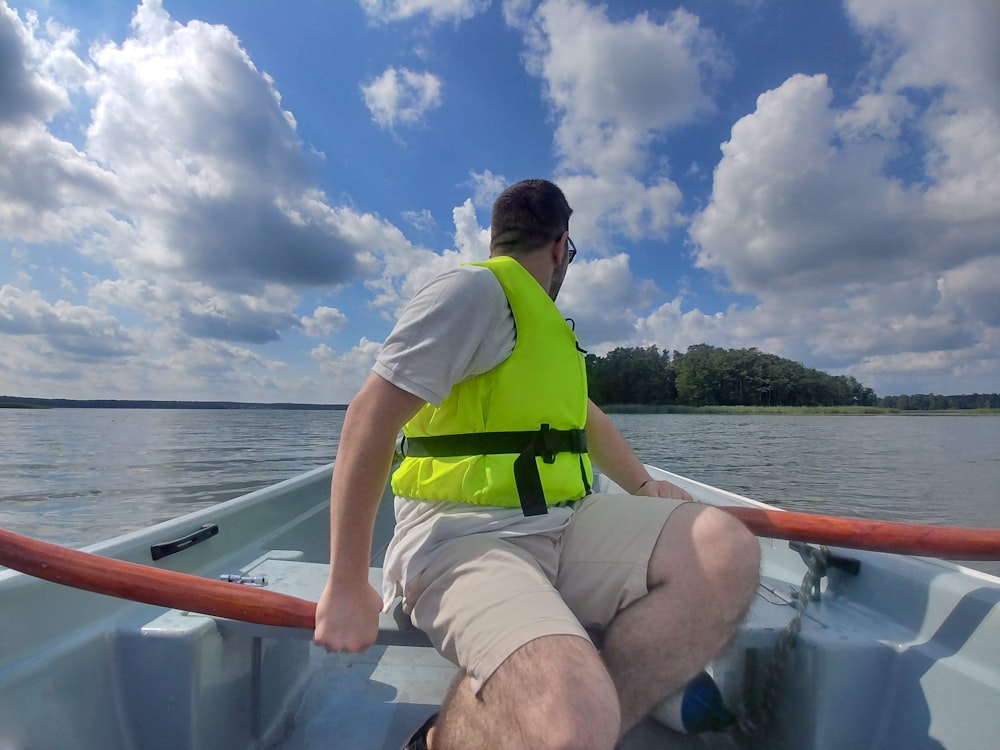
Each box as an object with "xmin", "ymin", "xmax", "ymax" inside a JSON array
[{"xmin": 313, "ymin": 178, "xmax": 761, "ymax": 750}]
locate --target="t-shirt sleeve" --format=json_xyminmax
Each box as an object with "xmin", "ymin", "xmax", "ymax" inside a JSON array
[{"xmin": 372, "ymin": 266, "xmax": 515, "ymax": 406}]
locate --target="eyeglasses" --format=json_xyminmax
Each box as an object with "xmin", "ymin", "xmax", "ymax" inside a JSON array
[{"xmin": 566, "ymin": 236, "xmax": 577, "ymax": 264}]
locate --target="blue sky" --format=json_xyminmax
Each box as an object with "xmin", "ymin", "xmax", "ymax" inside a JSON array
[{"xmin": 2, "ymin": 0, "xmax": 998, "ymax": 403}]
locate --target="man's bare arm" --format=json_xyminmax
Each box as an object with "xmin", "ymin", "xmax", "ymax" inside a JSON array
[
  {"xmin": 585, "ymin": 399, "xmax": 692, "ymax": 500},
  {"xmin": 313, "ymin": 372, "xmax": 424, "ymax": 652}
]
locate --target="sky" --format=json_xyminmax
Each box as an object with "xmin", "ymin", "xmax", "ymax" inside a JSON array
[{"xmin": 1, "ymin": 0, "xmax": 998, "ymax": 404}]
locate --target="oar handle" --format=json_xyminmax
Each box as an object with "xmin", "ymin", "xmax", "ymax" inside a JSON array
[{"xmin": 720, "ymin": 506, "xmax": 1000, "ymax": 560}]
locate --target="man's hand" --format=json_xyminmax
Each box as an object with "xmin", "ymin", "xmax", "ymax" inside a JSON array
[
  {"xmin": 313, "ymin": 577, "xmax": 384, "ymax": 653},
  {"xmin": 636, "ymin": 479, "xmax": 694, "ymax": 502}
]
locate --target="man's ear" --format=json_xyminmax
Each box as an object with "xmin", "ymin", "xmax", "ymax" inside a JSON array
[{"xmin": 552, "ymin": 231, "xmax": 567, "ymax": 264}]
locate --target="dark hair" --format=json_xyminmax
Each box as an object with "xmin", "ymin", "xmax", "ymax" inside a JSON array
[{"xmin": 490, "ymin": 179, "xmax": 572, "ymax": 254}]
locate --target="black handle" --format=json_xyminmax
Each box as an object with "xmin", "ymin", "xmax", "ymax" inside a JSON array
[{"xmin": 150, "ymin": 523, "xmax": 220, "ymax": 561}]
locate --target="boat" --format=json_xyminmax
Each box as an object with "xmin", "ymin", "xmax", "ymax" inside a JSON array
[{"xmin": 2, "ymin": 462, "xmax": 999, "ymax": 749}]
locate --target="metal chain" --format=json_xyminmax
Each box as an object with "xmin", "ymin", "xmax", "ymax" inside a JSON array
[{"xmin": 737, "ymin": 545, "xmax": 830, "ymax": 746}]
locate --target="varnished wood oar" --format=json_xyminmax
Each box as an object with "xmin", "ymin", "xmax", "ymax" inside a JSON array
[
  {"xmin": 0, "ymin": 527, "xmax": 317, "ymax": 629},
  {"xmin": 719, "ymin": 506, "xmax": 1000, "ymax": 560},
  {"xmin": 2, "ymin": 507, "xmax": 999, "ymax": 631}
]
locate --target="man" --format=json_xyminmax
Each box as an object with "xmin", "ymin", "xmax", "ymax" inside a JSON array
[{"xmin": 313, "ymin": 179, "xmax": 760, "ymax": 750}]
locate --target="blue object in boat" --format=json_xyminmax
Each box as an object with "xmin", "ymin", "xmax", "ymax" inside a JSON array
[{"xmin": 652, "ymin": 670, "xmax": 735, "ymax": 734}]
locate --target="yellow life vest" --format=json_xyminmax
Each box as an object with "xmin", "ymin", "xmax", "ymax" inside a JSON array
[{"xmin": 391, "ymin": 256, "xmax": 593, "ymax": 515}]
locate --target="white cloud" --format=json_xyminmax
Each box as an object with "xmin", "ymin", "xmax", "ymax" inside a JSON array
[
  {"xmin": 846, "ymin": 0, "xmax": 1000, "ymax": 226},
  {"xmin": 558, "ymin": 253, "xmax": 660, "ymax": 346},
  {"xmin": 359, "ymin": 0, "xmax": 490, "ymax": 23},
  {"xmin": 301, "ymin": 306, "xmax": 349, "ymax": 337},
  {"xmin": 0, "ymin": 120, "xmax": 122, "ymax": 243},
  {"xmin": 1, "ymin": 0, "xmax": 415, "ymax": 302},
  {"xmin": 558, "ymin": 173, "xmax": 684, "ymax": 249},
  {"xmin": 501, "ymin": 0, "xmax": 534, "ymax": 28},
  {"xmin": 0, "ymin": 2, "xmax": 71, "ymax": 123},
  {"xmin": 690, "ymin": 73, "xmax": 926, "ymax": 296},
  {"xmin": 360, "ymin": 66, "xmax": 443, "ymax": 130},
  {"xmin": 519, "ymin": 0, "xmax": 725, "ymax": 247},
  {"xmin": 363, "ymin": 198, "xmax": 488, "ymax": 318},
  {"xmin": 451, "ymin": 198, "xmax": 491, "ymax": 262},
  {"xmin": 847, "ymin": 0, "xmax": 1000, "ymax": 112},
  {"xmin": 531, "ymin": 2, "xmax": 724, "ymax": 142},
  {"xmin": 0, "ymin": 284, "xmax": 136, "ymax": 359},
  {"xmin": 938, "ymin": 257, "xmax": 1000, "ymax": 328},
  {"xmin": 1, "ymin": 0, "xmax": 421, "ymax": 374},
  {"xmin": 402, "ymin": 208, "xmax": 436, "ymax": 234},
  {"xmin": 468, "ymin": 169, "xmax": 507, "ymax": 212},
  {"xmin": 310, "ymin": 337, "xmax": 382, "ymax": 401}
]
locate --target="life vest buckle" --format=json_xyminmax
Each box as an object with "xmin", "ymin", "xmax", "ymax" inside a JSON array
[{"xmin": 538, "ymin": 423, "xmax": 558, "ymax": 464}]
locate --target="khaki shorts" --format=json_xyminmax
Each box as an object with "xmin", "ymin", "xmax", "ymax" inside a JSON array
[{"xmin": 406, "ymin": 493, "xmax": 686, "ymax": 692}]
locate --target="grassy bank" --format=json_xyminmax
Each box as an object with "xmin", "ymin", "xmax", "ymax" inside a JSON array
[{"xmin": 600, "ymin": 404, "xmax": 1000, "ymax": 415}]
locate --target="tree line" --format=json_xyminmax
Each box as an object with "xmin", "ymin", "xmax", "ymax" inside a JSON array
[
  {"xmin": 879, "ymin": 393, "xmax": 998, "ymax": 410},
  {"xmin": 585, "ymin": 344, "xmax": 1000, "ymax": 410},
  {"xmin": 585, "ymin": 344, "xmax": 878, "ymax": 408}
]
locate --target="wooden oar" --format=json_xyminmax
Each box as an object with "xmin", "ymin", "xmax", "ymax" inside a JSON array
[
  {"xmin": 2, "ymin": 508, "xmax": 999, "ymax": 630},
  {"xmin": 719, "ymin": 506, "xmax": 1000, "ymax": 560},
  {"xmin": 0, "ymin": 527, "xmax": 317, "ymax": 629}
]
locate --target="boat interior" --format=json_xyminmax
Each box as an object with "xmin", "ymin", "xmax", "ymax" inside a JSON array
[{"xmin": 2, "ymin": 463, "xmax": 998, "ymax": 749}]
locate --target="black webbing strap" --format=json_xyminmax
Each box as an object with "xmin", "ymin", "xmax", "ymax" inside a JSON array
[{"xmin": 400, "ymin": 424, "xmax": 587, "ymax": 516}]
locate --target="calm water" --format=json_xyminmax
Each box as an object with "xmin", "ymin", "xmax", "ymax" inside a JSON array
[{"xmin": 2, "ymin": 409, "xmax": 998, "ymax": 575}]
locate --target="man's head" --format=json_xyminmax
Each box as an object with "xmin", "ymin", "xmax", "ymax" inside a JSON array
[{"xmin": 490, "ymin": 179, "xmax": 574, "ymax": 299}]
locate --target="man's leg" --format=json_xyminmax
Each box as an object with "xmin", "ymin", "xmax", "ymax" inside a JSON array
[
  {"xmin": 407, "ymin": 534, "xmax": 622, "ymax": 750},
  {"xmin": 601, "ymin": 503, "xmax": 760, "ymax": 734},
  {"xmin": 431, "ymin": 634, "xmax": 620, "ymax": 750}
]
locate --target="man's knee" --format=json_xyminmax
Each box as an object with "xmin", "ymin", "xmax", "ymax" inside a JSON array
[
  {"xmin": 651, "ymin": 503, "xmax": 760, "ymax": 609},
  {"xmin": 486, "ymin": 635, "xmax": 620, "ymax": 750}
]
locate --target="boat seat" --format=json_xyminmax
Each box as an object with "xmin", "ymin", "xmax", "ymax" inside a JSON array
[
  {"xmin": 212, "ymin": 556, "xmax": 802, "ymax": 651},
  {"xmin": 212, "ymin": 554, "xmax": 432, "ymax": 648},
  {"xmin": 116, "ymin": 554, "xmax": 430, "ymax": 750}
]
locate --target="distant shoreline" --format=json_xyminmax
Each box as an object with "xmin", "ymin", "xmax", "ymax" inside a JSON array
[
  {"xmin": 600, "ymin": 404, "xmax": 999, "ymax": 415},
  {"xmin": 0, "ymin": 396, "xmax": 348, "ymax": 410},
  {"xmin": 3, "ymin": 396, "xmax": 995, "ymax": 415}
]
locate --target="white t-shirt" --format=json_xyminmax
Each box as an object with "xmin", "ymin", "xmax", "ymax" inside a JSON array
[{"xmin": 374, "ymin": 265, "xmax": 577, "ymax": 610}]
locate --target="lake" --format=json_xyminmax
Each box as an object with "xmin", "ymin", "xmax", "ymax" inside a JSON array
[{"xmin": 2, "ymin": 408, "xmax": 998, "ymax": 576}]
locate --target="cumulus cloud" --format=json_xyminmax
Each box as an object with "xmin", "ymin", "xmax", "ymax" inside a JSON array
[
  {"xmin": 360, "ymin": 66, "xmax": 443, "ymax": 130},
  {"xmin": 517, "ymin": 0, "xmax": 727, "ymax": 246},
  {"xmin": 0, "ymin": 284, "xmax": 136, "ymax": 359},
  {"xmin": 80, "ymin": 1, "xmax": 399, "ymax": 293},
  {"xmin": 690, "ymin": 73, "xmax": 925, "ymax": 295},
  {"xmin": 301, "ymin": 306, "xmax": 349, "ymax": 337}
]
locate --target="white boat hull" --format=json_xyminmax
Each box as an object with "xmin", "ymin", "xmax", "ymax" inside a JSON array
[{"xmin": 1, "ymin": 463, "xmax": 997, "ymax": 749}]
